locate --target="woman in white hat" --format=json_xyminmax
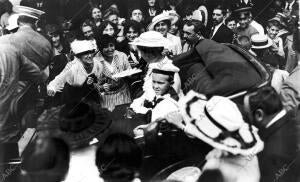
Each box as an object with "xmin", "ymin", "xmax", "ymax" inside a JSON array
[
  {"xmin": 47, "ymin": 40, "xmax": 103, "ymax": 103},
  {"xmin": 148, "ymin": 11, "xmax": 182, "ymax": 56},
  {"xmin": 165, "ymin": 91, "xmax": 264, "ymax": 182},
  {"xmin": 130, "ymin": 31, "xmax": 182, "ymax": 102}
]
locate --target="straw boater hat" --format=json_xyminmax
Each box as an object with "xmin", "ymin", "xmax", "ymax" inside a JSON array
[
  {"xmin": 251, "ymin": 34, "xmax": 273, "ymax": 49},
  {"xmin": 37, "ymin": 102, "xmax": 112, "ymax": 149},
  {"xmin": 147, "ymin": 10, "xmax": 180, "ymax": 31},
  {"xmin": 152, "ymin": 61, "xmax": 180, "ymax": 76},
  {"xmin": 129, "ymin": 31, "xmax": 171, "ymax": 48},
  {"xmin": 71, "ymin": 40, "xmax": 95, "ymax": 56},
  {"xmin": 179, "ymin": 91, "xmax": 264, "ymax": 156}
]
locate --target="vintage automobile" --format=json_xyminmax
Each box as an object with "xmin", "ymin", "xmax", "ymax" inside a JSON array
[{"xmin": 139, "ymin": 40, "xmax": 271, "ymax": 181}]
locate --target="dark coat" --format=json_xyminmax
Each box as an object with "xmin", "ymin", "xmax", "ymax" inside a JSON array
[
  {"xmin": 258, "ymin": 110, "xmax": 300, "ymax": 182},
  {"xmin": 211, "ymin": 24, "xmax": 234, "ymax": 44},
  {"xmin": 173, "ymin": 39, "xmax": 264, "ymax": 97}
]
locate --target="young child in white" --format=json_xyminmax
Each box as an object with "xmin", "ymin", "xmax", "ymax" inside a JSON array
[{"xmin": 131, "ymin": 62, "xmax": 180, "ymax": 137}]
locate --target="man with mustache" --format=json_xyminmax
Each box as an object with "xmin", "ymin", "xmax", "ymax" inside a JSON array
[{"xmin": 209, "ymin": 4, "xmax": 234, "ymax": 43}]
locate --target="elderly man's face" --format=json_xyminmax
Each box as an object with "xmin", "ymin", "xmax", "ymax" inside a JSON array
[
  {"xmin": 154, "ymin": 21, "xmax": 169, "ymax": 37},
  {"xmin": 212, "ymin": 9, "xmax": 224, "ymax": 26},
  {"xmin": 238, "ymin": 12, "xmax": 250, "ymax": 29},
  {"xmin": 131, "ymin": 9, "xmax": 143, "ymax": 22}
]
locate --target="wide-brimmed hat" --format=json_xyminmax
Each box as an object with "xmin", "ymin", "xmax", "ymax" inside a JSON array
[
  {"xmin": 251, "ymin": 34, "xmax": 273, "ymax": 49},
  {"xmin": 147, "ymin": 11, "xmax": 179, "ymax": 31},
  {"xmin": 179, "ymin": 91, "xmax": 264, "ymax": 156},
  {"xmin": 129, "ymin": 31, "xmax": 171, "ymax": 48},
  {"xmin": 37, "ymin": 102, "xmax": 112, "ymax": 149},
  {"xmin": 71, "ymin": 40, "xmax": 95, "ymax": 55}
]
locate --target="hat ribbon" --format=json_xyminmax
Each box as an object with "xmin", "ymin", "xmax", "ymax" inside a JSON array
[{"xmin": 252, "ymin": 40, "xmax": 269, "ymax": 47}]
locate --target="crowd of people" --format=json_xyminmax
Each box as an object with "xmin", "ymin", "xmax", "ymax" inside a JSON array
[{"xmin": 0, "ymin": 0, "xmax": 300, "ymax": 181}]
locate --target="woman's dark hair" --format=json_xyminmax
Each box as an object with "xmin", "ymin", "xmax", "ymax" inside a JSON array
[
  {"xmin": 124, "ymin": 20, "xmax": 142, "ymax": 35},
  {"xmin": 21, "ymin": 137, "xmax": 70, "ymax": 182},
  {"xmin": 96, "ymin": 34, "xmax": 117, "ymax": 51},
  {"xmin": 95, "ymin": 133, "xmax": 143, "ymax": 182},
  {"xmin": 45, "ymin": 24, "xmax": 71, "ymax": 53},
  {"xmin": 248, "ymin": 86, "xmax": 283, "ymax": 116},
  {"xmin": 89, "ymin": 5, "xmax": 102, "ymax": 20},
  {"xmin": 96, "ymin": 20, "xmax": 118, "ymax": 37},
  {"xmin": 267, "ymin": 19, "xmax": 281, "ymax": 29}
]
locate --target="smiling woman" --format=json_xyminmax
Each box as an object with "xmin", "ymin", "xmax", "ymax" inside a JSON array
[{"xmin": 95, "ymin": 34, "xmax": 132, "ymax": 111}]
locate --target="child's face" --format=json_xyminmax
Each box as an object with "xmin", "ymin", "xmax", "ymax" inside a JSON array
[
  {"xmin": 267, "ymin": 25, "xmax": 279, "ymax": 39},
  {"xmin": 152, "ymin": 73, "xmax": 171, "ymax": 96}
]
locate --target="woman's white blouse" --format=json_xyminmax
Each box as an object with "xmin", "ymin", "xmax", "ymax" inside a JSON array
[{"xmin": 47, "ymin": 57, "xmax": 103, "ymax": 93}]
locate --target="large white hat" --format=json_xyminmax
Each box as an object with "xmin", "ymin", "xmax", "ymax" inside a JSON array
[
  {"xmin": 129, "ymin": 31, "xmax": 171, "ymax": 48},
  {"xmin": 251, "ymin": 34, "xmax": 273, "ymax": 49},
  {"xmin": 6, "ymin": 14, "xmax": 20, "ymax": 31},
  {"xmin": 71, "ymin": 40, "xmax": 95, "ymax": 55},
  {"xmin": 179, "ymin": 91, "xmax": 264, "ymax": 156},
  {"xmin": 147, "ymin": 11, "xmax": 179, "ymax": 31}
]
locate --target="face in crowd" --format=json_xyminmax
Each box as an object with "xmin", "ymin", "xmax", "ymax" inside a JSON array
[
  {"xmin": 152, "ymin": 73, "xmax": 172, "ymax": 96},
  {"xmin": 182, "ymin": 24, "xmax": 195, "ymax": 43},
  {"xmin": 92, "ymin": 7, "xmax": 102, "ymax": 20},
  {"xmin": 154, "ymin": 20, "xmax": 169, "ymax": 37},
  {"xmin": 226, "ymin": 20, "xmax": 237, "ymax": 31},
  {"xmin": 102, "ymin": 42, "xmax": 115, "ymax": 58},
  {"xmin": 238, "ymin": 12, "xmax": 250, "ymax": 29},
  {"xmin": 212, "ymin": 9, "xmax": 225, "ymax": 26},
  {"xmin": 77, "ymin": 50, "xmax": 95, "ymax": 67},
  {"xmin": 103, "ymin": 23, "xmax": 115, "ymax": 36},
  {"xmin": 267, "ymin": 25, "xmax": 280, "ymax": 39},
  {"xmin": 49, "ymin": 33, "xmax": 61, "ymax": 48},
  {"xmin": 126, "ymin": 27, "xmax": 139, "ymax": 42},
  {"xmin": 82, "ymin": 25, "xmax": 94, "ymax": 40},
  {"xmin": 148, "ymin": 0, "xmax": 156, "ymax": 7},
  {"xmin": 131, "ymin": 9, "xmax": 143, "ymax": 23},
  {"xmin": 108, "ymin": 14, "xmax": 118, "ymax": 25}
]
